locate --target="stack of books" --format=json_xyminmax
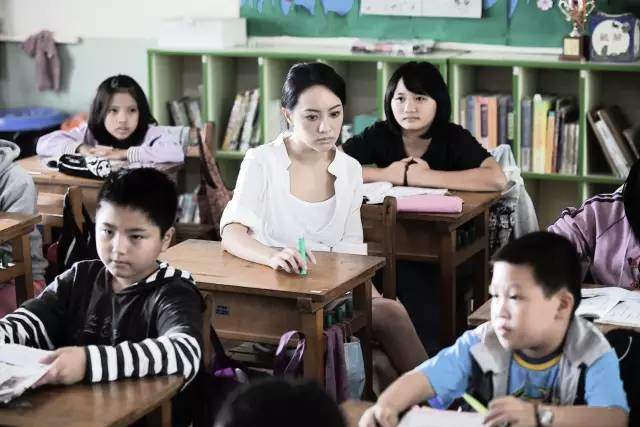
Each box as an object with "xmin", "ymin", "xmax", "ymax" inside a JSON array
[
  {"xmin": 221, "ymin": 88, "xmax": 261, "ymax": 152},
  {"xmin": 167, "ymin": 96, "xmax": 203, "ymax": 128},
  {"xmin": 459, "ymin": 94, "xmax": 514, "ymax": 150},
  {"xmin": 520, "ymin": 95, "xmax": 579, "ymax": 175},
  {"xmin": 587, "ymin": 105, "xmax": 640, "ymax": 179}
]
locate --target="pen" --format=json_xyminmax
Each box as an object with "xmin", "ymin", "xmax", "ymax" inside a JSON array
[
  {"xmin": 297, "ymin": 237, "xmax": 307, "ymax": 276},
  {"xmin": 462, "ymin": 393, "xmax": 488, "ymax": 415}
]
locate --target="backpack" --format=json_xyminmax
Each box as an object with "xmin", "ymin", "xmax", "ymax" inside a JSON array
[
  {"xmin": 605, "ymin": 329, "xmax": 640, "ymax": 425},
  {"xmin": 196, "ymin": 130, "xmax": 232, "ymax": 240},
  {"xmin": 46, "ymin": 191, "xmax": 98, "ymax": 280}
]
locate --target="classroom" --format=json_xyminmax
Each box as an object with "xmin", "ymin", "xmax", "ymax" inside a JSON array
[{"xmin": 0, "ymin": 0, "xmax": 639, "ymax": 426}]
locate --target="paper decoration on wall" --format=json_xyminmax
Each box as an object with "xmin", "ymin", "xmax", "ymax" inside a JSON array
[
  {"xmin": 537, "ymin": 0, "xmax": 553, "ymax": 11},
  {"xmin": 360, "ymin": 0, "xmax": 482, "ymax": 19}
]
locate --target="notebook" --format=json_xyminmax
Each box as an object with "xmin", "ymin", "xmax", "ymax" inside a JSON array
[
  {"xmin": 398, "ymin": 406, "xmax": 483, "ymax": 427},
  {"xmin": 362, "ymin": 181, "xmax": 447, "ymax": 204}
]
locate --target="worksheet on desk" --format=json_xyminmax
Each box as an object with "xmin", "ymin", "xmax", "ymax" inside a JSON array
[
  {"xmin": 398, "ymin": 406, "xmax": 483, "ymax": 427},
  {"xmin": 0, "ymin": 344, "xmax": 52, "ymax": 403},
  {"xmin": 597, "ymin": 301, "xmax": 640, "ymax": 328}
]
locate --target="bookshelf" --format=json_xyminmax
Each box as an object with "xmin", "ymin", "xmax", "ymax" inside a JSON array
[
  {"xmin": 148, "ymin": 47, "xmax": 638, "ymax": 227},
  {"xmin": 449, "ymin": 53, "xmax": 640, "ymax": 227},
  {"xmin": 147, "ymin": 47, "xmax": 454, "ymax": 188}
]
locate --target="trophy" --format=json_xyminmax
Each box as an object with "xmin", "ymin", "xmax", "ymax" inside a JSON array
[{"xmin": 558, "ymin": 0, "xmax": 595, "ymax": 60}]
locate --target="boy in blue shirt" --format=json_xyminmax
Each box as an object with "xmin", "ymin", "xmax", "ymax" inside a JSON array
[{"xmin": 360, "ymin": 232, "xmax": 628, "ymax": 427}]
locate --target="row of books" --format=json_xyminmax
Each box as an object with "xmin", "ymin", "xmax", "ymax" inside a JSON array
[
  {"xmin": 167, "ymin": 97, "xmax": 203, "ymax": 128},
  {"xmin": 177, "ymin": 192, "xmax": 201, "ymax": 224},
  {"xmin": 221, "ymin": 89, "xmax": 261, "ymax": 152},
  {"xmin": 521, "ymin": 95, "xmax": 579, "ymax": 175},
  {"xmin": 587, "ymin": 106, "xmax": 640, "ymax": 179},
  {"xmin": 459, "ymin": 94, "xmax": 514, "ymax": 150}
]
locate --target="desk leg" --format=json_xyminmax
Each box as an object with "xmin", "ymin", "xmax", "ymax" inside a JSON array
[
  {"xmin": 143, "ymin": 399, "xmax": 172, "ymax": 427},
  {"xmin": 439, "ymin": 231, "xmax": 457, "ymax": 347},
  {"xmin": 13, "ymin": 234, "xmax": 33, "ymax": 305},
  {"xmin": 300, "ymin": 309, "xmax": 324, "ymax": 384},
  {"xmin": 471, "ymin": 210, "xmax": 490, "ymax": 315},
  {"xmin": 353, "ymin": 280, "xmax": 373, "ymax": 400}
]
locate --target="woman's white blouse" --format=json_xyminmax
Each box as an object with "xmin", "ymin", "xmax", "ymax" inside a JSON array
[{"xmin": 220, "ymin": 135, "xmax": 367, "ymax": 255}]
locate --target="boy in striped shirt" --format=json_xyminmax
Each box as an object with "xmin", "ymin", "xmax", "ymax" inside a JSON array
[{"xmin": 0, "ymin": 168, "xmax": 203, "ymax": 420}]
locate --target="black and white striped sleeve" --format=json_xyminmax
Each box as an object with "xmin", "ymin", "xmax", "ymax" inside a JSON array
[
  {"xmin": 84, "ymin": 332, "xmax": 201, "ymax": 385},
  {"xmin": 0, "ymin": 308, "xmax": 55, "ymax": 350},
  {"xmin": 83, "ymin": 279, "xmax": 203, "ymax": 386}
]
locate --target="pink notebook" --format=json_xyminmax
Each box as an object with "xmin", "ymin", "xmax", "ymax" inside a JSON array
[{"xmin": 396, "ymin": 194, "xmax": 463, "ymax": 213}]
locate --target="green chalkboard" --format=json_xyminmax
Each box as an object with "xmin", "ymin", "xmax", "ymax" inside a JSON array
[{"xmin": 241, "ymin": 1, "xmax": 640, "ymax": 48}]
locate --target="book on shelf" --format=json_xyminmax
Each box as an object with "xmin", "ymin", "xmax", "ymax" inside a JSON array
[
  {"xmin": 222, "ymin": 90, "xmax": 255, "ymax": 151},
  {"xmin": 588, "ymin": 109, "xmax": 631, "ymax": 178},
  {"xmin": 167, "ymin": 99, "xmax": 190, "ymax": 127},
  {"xmin": 554, "ymin": 98, "xmax": 578, "ymax": 174},
  {"xmin": 167, "ymin": 96, "xmax": 203, "ymax": 128},
  {"xmin": 623, "ymin": 125, "xmax": 640, "ymax": 158},
  {"xmin": 178, "ymin": 192, "xmax": 199, "ymax": 223},
  {"xmin": 185, "ymin": 97, "xmax": 203, "ymax": 129},
  {"xmin": 238, "ymin": 89, "xmax": 260, "ymax": 153},
  {"xmin": 597, "ymin": 106, "xmax": 638, "ymax": 161},
  {"xmin": 498, "ymin": 95, "xmax": 514, "ymax": 148},
  {"xmin": 520, "ymin": 97, "xmax": 533, "ymax": 172},
  {"xmin": 531, "ymin": 94, "xmax": 555, "ymax": 174},
  {"xmin": 545, "ymin": 110, "xmax": 556, "ymax": 173}
]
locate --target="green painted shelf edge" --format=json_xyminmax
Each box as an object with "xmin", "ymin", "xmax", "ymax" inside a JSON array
[
  {"xmin": 522, "ymin": 172, "xmax": 624, "ymax": 184},
  {"xmin": 450, "ymin": 55, "xmax": 640, "ymax": 72},
  {"xmin": 147, "ymin": 48, "xmax": 455, "ymax": 64}
]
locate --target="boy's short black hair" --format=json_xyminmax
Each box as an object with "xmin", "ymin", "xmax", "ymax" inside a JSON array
[
  {"xmin": 97, "ymin": 168, "xmax": 177, "ymax": 236},
  {"xmin": 492, "ymin": 231, "xmax": 582, "ymax": 314},
  {"xmin": 384, "ymin": 61, "xmax": 451, "ymax": 139},
  {"xmin": 215, "ymin": 377, "xmax": 346, "ymax": 427}
]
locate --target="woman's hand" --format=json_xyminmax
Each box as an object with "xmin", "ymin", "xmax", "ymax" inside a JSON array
[
  {"xmin": 76, "ymin": 144, "xmax": 93, "ymax": 155},
  {"xmin": 267, "ymin": 247, "xmax": 317, "ymax": 274},
  {"xmin": 383, "ymin": 157, "xmax": 413, "ymax": 185}
]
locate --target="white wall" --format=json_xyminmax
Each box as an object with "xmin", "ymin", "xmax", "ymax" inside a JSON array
[
  {"xmin": 2, "ymin": 0, "xmax": 239, "ymax": 39},
  {"xmin": 0, "ymin": 0, "xmax": 240, "ymax": 112}
]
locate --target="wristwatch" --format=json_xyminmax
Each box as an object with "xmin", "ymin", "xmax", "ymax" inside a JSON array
[{"xmin": 535, "ymin": 404, "xmax": 554, "ymax": 427}]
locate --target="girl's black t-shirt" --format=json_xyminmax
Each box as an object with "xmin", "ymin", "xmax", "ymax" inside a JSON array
[{"xmin": 342, "ymin": 120, "xmax": 490, "ymax": 171}]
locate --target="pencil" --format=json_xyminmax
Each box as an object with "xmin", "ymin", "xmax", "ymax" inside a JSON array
[{"xmin": 462, "ymin": 393, "xmax": 488, "ymax": 415}]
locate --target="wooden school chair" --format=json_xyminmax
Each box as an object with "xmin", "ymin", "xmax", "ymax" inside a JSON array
[
  {"xmin": 37, "ymin": 186, "xmax": 83, "ymax": 245},
  {"xmin": 361, "ymin": 196, "xmax": 397, "ymax": 299}
]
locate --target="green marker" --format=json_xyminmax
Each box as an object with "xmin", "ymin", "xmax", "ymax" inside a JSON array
[
  {"xmin": 462, "ymin": 393, "xmax": 488, "ymax": 415},
  {"xmin": 297, "ymin": 237, "xmax": 307, "ymax": 276}
]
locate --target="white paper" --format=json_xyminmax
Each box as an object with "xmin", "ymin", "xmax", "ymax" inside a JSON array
[
  {"xmin": 362, "ymin": 181, "xmax": 448, "ymax": 204},
  {"xmin": 576, "ymin": 295, "xmax": 621, "ymax": 319},
  {"xmin": 361, "ymin": 0, "xmax": 482, "ymax": 19},
  {"xmin": 581, "ymin": 287, "xmax": 640, "ymax": 303},
  {"xmin": 0, "ymin": 344, "xmax": 52, "ymax": 403},
  {"xmin": 597, "ymin": 301, "xmax": 640, "ymax": 328},
  {"xmin": 398, "ymin": 406, "xmax": 483, "ymax": 427}
]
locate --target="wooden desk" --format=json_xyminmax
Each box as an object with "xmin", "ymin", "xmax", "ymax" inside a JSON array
[
  {"xmin": 17, "ymin": 156, "xmax": 182, "ymax": 215},
  {"xmin": 161, "ymin": 240, "xmax": 385, "ymax": 394},
  {"xmin": 0, "ymin": 213, "xmax": 41, "ymax": 305},
  {"xmin": 0, "ymin": 376, "xmax": 182, "ymax": 427},
  {"xmin": 370, "ymin": 191, "xmax": 500, "ymax": 346},
  {"xmin": 468, "ymin": 298, "xmax": 640, "ymax": 335}
]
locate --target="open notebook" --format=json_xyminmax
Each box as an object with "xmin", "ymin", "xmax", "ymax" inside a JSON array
[
  {"xmin": 398, "ymin": 406, "xmax": 483, "ymax": 427},
  {"xmin": 362, "ymin": 181, "xmax": 447, "ymax": 205},
  {"xmin": 577, "ymin": 287, "xmax": 640, "ymax": 327},
  {"xmin": 0, "ymin": 344, "xmax": 51, "ymax": 403}
]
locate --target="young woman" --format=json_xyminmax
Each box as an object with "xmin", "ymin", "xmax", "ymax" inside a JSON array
[
  {"xmin": 220, "ymin": 62, "xmax": 427, "ymax": 391},
  {"xmin": 37, "ymin": 74, "xmax": 184, "ymax": 164},
  {"xmin": 342, "ymin": 61, "xmax": 506, "ymax": 191}
]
